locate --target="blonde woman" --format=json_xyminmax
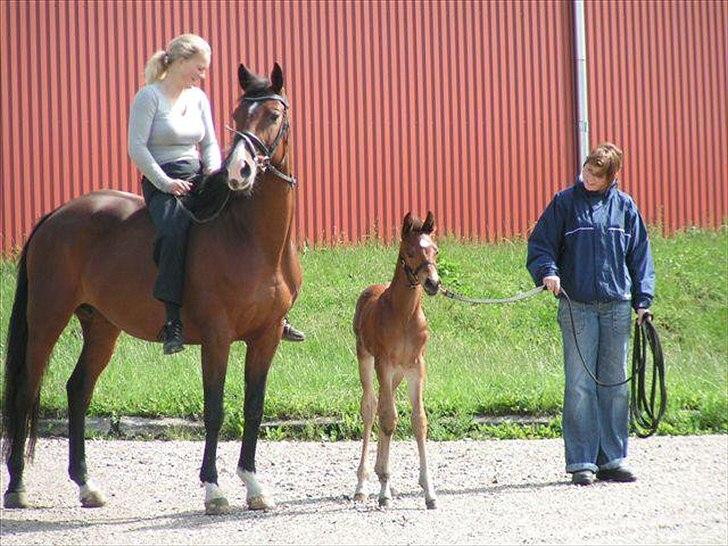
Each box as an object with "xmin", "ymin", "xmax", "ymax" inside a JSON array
[{"xmin": 128, "ymin": 34, "xmax": 221, "ymax": 355}]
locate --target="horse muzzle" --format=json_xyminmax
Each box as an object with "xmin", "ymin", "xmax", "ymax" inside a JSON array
[
  {"xmin": 227, "ymin": 158, "xmax": 257, "ymax": 192},
  {"xmin": 423, "ymin": 275, "xmax": 440, "ymax": 296}
]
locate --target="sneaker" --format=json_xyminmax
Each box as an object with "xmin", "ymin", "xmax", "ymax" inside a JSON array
[
  {"xmin": 282, "ymin": 318, "xmax": 305, "ymax": 342},
  {"xmin": 596, "ymin": 466, "xmax": 637, "ymax": 482},
  {"xmin": 161, "ymin": 319, "xmax": 185, "ymax": 355},
  {"xmin": 571, "ymin": 470, "xmax": 596, "ymax": 486}
]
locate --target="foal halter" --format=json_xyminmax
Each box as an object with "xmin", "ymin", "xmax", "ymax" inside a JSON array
[
  {"xmin": 225, "ymin": 93, "xmax": 297, "ymax": 187},
  {"xmin": 399, "ymin": 255, "xmax": 435, "ymax": 289}
]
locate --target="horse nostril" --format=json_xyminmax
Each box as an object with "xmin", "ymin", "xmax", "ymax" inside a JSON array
[{"xmin": 241, "ymin": 163, "xmax": 251, "ymax": 179}]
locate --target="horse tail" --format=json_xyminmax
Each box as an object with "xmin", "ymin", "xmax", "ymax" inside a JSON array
[{"xmin": 2, "ymin": 213, "xmax": 53, "ymax": 462}]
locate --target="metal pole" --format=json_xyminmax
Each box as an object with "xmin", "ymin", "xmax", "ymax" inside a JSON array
[{"xmin": 573, "ymin": 0, "xmax": 590, "ymax": 168}]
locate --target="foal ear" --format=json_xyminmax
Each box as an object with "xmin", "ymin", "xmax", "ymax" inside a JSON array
[
  {"xmin": 238, "ymin": 63, "xmax": 254, "ymax": 90},
  {"xmin": 271, "ymin": 63, "xmax": 284, "ymax": 93},
  {"xmin": 401, "ymin": 212, "xmax": 414, "ymax": 238},
  {"xmin": 422, "ymin": 211, "xmax": 435, "ymax": 234}
]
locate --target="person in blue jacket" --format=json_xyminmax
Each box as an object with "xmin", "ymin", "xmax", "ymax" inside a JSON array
[{"xmin": 527, "ymin": 142, "xmax": 655, "ymax": 486}]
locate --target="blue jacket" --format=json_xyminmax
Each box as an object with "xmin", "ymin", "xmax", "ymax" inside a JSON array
[{"xmin": 527, "ymin": 178, "xmax": 655, "ymax": 310}]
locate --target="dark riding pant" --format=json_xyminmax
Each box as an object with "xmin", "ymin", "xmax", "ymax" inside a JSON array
[{"xmin": 142, "ymin": 158, "xmax": 200, "ymax": 306}]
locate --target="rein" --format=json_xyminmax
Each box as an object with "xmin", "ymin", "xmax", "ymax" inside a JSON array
[{"xmin": 439, "ymin": 282, "xmax": 666, "ymax": 436}]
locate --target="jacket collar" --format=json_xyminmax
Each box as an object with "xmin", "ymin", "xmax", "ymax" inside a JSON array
[{"xmin": 575, "ymin": 176, "xmax": 618, "ymax": 199}]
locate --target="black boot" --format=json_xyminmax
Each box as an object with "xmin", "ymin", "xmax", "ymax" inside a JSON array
[
  {"xmin": 282, "ymin": 317, "xmax": 305, "ymax": 342},
  {"xmin": 161, "ymin": 319, "xmax": 185, "ymax": 355}
]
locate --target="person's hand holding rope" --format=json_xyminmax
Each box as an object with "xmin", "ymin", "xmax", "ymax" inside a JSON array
[{"xmin": 543, "ymin": 275, "xmax": 561, "ymax": 296}]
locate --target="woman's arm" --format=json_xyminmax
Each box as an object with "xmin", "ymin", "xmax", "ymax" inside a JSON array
[
  {"xmin": 626, "ymin": 200, "xmax": 655, "ymax": 311},
  {"xmin": 128, "ymin": 88, "xmax": 174, "ymax": 192}
]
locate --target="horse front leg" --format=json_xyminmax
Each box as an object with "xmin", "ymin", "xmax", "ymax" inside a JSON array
[
  {"xmin": 199, "ymin": 337, "xmax": 231, "ymax": 515},
  {"xmin": 237, "ymin": 327, "xmax": 281, "ymax": 510}
]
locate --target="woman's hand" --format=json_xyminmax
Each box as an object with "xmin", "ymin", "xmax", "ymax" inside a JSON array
[
  {"xmin": 637, "ymin": 308, "xmax": 652, "ymax": 325},
  {"xmin": 543, "ymin": 275, "xmax": 561, "ymax": 295},
  {"xmin": 168, "ymin": 178, "xmax": 193, "ymax": 196}
]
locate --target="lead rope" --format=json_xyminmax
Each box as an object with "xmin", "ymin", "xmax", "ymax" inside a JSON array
[{"xmin": 439, "ymin": 283, "xmax": 667, "ymax": 436}]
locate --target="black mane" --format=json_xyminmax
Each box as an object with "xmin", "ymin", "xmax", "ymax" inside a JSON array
[{"xmin": 178, "ymin": 168, "xmax": 231, "ymax": 223}]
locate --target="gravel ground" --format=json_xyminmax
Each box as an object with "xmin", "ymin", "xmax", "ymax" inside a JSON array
[{"xmin": 1, "ymin": 435, "xmax": 726, "ymax": 545}]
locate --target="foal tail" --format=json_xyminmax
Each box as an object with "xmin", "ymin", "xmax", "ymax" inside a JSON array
[{"xmin": 2, "ymin": 213, "xmax": 52, "ymax": 461}]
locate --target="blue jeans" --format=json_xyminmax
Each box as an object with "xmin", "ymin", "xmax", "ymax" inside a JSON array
[{"xmin": 557, "ymin": 298, "xmax": 632, "ymax": 473}]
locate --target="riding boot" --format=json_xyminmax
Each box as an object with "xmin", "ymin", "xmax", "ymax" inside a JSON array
[
  {"xmin": 160, "ymin": 303, "xmax": 185, "ymax": 355},
  {"xmin": 162, "ymin": 319, "xmax": 185, "ymax": 355},
  {"xmin": 282, "ymin": 317, "xmax": 305, "ymax": 342}
]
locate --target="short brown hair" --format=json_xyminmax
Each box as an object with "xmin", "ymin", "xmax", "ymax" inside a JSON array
[{"xmin": 584, "ymin": 142, "xmax": 623, "ymax": 182}]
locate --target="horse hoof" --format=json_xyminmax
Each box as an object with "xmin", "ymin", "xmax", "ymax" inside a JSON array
[
  {"xmin": 248, "ymin": 495, "xmax": 275, "ymax": 511},
  {"xmin": 80, "ymin": 489, "xmax": 107, "ymax": 508},
  {"xmin": 205, "ymin": 496, "xmax": 231, "ymax": 515},
  {"xmin": 353, "ymin": 492, "xmax": 367, "ymax": 503},
  {"xmin": 3, "ymin": 490, "xmax": 29, "ymax": 509},
  {"xmin": 378, "ymin": 497, "xmax": 391, "ymax": 508},
  {"xmin": 426, "ymin": 498, "xmax": 438, "ymax": 510}
]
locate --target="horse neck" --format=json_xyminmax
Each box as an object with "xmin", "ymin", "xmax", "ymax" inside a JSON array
[
  {"xmin": 386, "ymin": 260, "xmax": 423, "ymax": 319},
  {"xmin": 227, "ymin": 158, "xmax": 295, "ymax": 260}
]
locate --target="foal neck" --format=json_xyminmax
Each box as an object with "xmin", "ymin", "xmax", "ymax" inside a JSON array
[{"xmin": 388, "ymin": 261, "xmax": 423, "ymax": 316}]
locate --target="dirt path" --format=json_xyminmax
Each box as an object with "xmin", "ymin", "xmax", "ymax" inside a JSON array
[{"xmin": 1, "ymin": 435, "xmax": 726, "ymax": 545}]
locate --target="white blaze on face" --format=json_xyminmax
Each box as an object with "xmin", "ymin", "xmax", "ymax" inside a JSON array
[
  {"xmin": 226, "ymin": 139, "xmax": 257, "ymax": 191},
  {"xmin": 419, "ymin": 235, "xmax": 440, "ymax": 284}
]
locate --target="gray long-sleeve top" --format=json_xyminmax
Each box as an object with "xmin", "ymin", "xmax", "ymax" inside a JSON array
[{"xmin": 128, "ymin": 83, "xmax": 222, "ymax": 192}]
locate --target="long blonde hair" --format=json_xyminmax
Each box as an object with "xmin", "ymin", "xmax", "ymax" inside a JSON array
[{"xmin": 143, "ymin": 34, "xmax": 212, "ymax": 84}]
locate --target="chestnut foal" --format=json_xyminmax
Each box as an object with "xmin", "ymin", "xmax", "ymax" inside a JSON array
[{"xmin": 352, "ymin": 212, "xmax": 441, "ymax": 509}]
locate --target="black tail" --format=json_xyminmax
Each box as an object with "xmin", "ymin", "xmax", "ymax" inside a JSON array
[{"xmin": 2, "ymin": 213, "xmax": 52, "ymax": 461}]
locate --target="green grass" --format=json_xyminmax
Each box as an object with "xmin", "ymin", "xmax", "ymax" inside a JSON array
[{"xmin": 1, "ymin": 228, "xmax": 726, "ymax": 440}]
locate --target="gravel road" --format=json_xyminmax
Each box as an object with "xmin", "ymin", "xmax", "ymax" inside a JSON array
[{"xmin": 1, "ymin": 435, "xmax": 726, "ymax": 545}]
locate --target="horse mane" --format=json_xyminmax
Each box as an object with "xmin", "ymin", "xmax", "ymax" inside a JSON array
[{"xmin": 178, "ymin": 168, "xmax": 231, "ymax": 223}]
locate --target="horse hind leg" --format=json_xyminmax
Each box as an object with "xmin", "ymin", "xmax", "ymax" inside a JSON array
[
  {"xmin": 354, "ymin": 345, "xmax": 376, "ymax": 502},
  {"xmin": 67, "ymin": 306, "xmax": 120, "ymax": 508},
  {"xmin": 3, "ymin": 291, "xmax": 77, "ymax": 508}
]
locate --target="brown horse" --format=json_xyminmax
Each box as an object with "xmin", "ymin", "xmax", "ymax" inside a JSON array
[
  {"xmin": 352, "ymin": 212, "xmax": 440, "ymax": 509},
  {"xmin": 2, "ymin": 63, "xmax": 301, "ymax": 514}
]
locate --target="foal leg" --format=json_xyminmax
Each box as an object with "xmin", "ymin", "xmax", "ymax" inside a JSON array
[
  {"xmin": 237, "ymin": 329, "xmax": 280, "ymax": 510},
  {"xmin": 407, "ymin": 363, "xmax": 437, "ymax": 509},
  {"xmin": 374, "ymin": 365, "xmax": 401, "ymax": 508},
  {"xmin": 67, "ymin": 309, "xmax": 120, "ymax": 507},
  {"xmin": 354, "ymin": 346, "xmax": 377, "ymax": 502},
  {"xmin": 199, "ymin": 336, "xmax": 232, "ymax": 515}
]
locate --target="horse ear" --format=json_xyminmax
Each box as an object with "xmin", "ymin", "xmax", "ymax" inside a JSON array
[
  {"xmin": 422, "ymin": 211, "xmax": 435, "ymax": 233},
  {"xmin": 271, "ymin": 63, "xmax": 284, "ymax": 93},
  {"xmin": 401, "ymin": 212, "xmax": 413, "ymax": 238},
  {"xmin": 238, "ymin": 63, "xmax": 254, "ymax": 90}
]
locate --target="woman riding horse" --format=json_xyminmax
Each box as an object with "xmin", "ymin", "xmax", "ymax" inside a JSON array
[
  {"xmin": 3, "ymin": 62, "xmax": 301, "ymax": 514},
  {"xmin": 128, "ymin": 34, "xmax": 304, "ymax": 354}
]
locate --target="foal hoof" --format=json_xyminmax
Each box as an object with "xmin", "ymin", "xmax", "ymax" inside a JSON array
[
  {"xmin": 353, "ymin": 492, "xmax": 367, "ymax": 503},
  {"xmin": 378, "ymin": 496, "xmax": 391, "ymax": 508},
  {"xmin": 3, "ymin": 490, "xmax": 29, "ymax": 509},
  {"xmin": 205, "ymin": 496, "xmax": 231, "ymax": 515},
  {"xmin": 80, "ymin": 489, "xmax": 107, "ymax": 508},
  {"xmin": 426, "ymin": 498, "xmax": 438, "ymax": 510},
  {"xmin": 248, "ymin": 495, "xmax": 275, "ymax": 511}
]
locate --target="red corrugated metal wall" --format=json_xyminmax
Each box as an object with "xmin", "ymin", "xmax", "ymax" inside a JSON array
[
  {"xmin": 1, "ymin": 1, "xmax": 725, "ymax": 254},
  {"xmin": 586, "ymin": 0, "xmax": 728, "ymax": 232}
]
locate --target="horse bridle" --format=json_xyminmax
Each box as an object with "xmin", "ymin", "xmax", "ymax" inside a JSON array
[
  {"xmin": 399, "ymin": 254, "xmax": 435, "ymax": 289},
  {"xmin": 225, "ymin": 93, "xmax": 297, "ymax": 187}
]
